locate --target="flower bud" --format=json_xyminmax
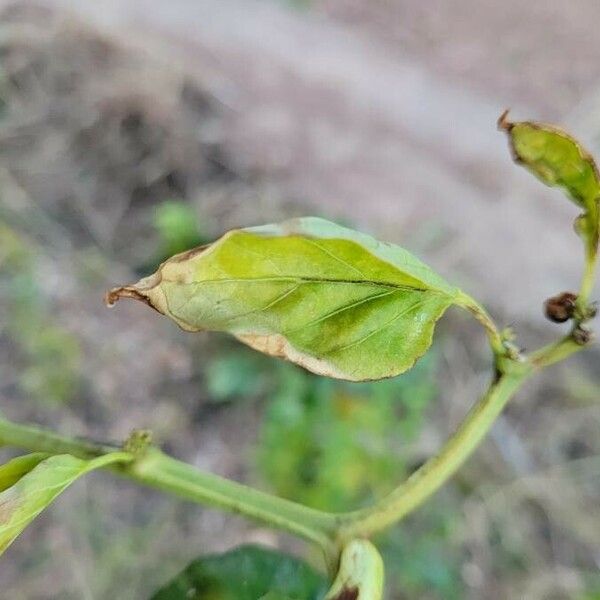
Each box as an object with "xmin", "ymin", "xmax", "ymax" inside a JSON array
[{"xmin": 544, "ymin": 292, "xmax": 578, "ymax": 323}]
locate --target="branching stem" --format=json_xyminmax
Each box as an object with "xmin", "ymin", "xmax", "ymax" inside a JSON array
[
  {"xmin": 0, "ymin": 291, "xmax": 593, "ymax": 578},
  {"xmin": 335, "ymin": 368, "xmax": 528, "ymax": 541},
  {"xmin": 0, "ymin": 417, "xmax": 339, "ymax": 565},
  {"xmin": 0, "ymin": 334, "xmax": 586, "ymax": 560}
]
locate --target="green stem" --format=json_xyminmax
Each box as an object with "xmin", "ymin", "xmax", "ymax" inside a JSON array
[
  {"xmin": 579, "ymin": 246, "xmax": 598, "ymax": 307},
  {"xmin": 128, "ymin": 450, "xmax": 338, "ymax": 554},
  {"xmin": 0, "ymin": 417, "xmax": 338, "ymax": 559},
  {"xmin": 335, "ymin": 334, "xmax": 585, "ymax": 541},
  {"xmin": 455, "ymin": 291, "xmax": 504, "ymax": 354},
  {"xmin": 0, "ymin": 418, "xmax": 119, "ymax": 458},
  {"xmin": 0, "ymin": 335, "xmax": 588, "ymax": 566},
  {"xmin": 529, "ymin": 334, "xmax": 584, "ymax": 369},
  {"xmin": 336, "ymin": 368, "xmax": 529, "ymax": 541},
  {"xmin": 85, "ymin": 451, "xmax": 135, "ymax": 469}
]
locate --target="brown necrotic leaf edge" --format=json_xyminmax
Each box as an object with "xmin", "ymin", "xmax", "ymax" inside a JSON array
[{"xmin": 104, "ymin": 243, "xmax": 211, "ymax": 310}]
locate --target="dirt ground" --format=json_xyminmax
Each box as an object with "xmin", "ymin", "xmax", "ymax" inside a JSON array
[
  {"xmin": 32, "ymin": 0, "xmax": 600, "ymax": 326},
  {"xmin": 1, "ymin": 1, "xmax": 600, "ymax": 599},
  {"xmin": 319, "ymin": 0, "xmax": 600, "ymax": 117}
]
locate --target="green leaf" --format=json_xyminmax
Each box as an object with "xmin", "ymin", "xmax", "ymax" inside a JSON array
[
  {"xmin": 108, "ymin": 217, "xmax": 461, "ymax": 381},
  {"xmin": 0, "ymin": 453, "xmax": 48, "ymax": 491},
  {"xmin": 0, "ymin": 451, "xmax": 129, "ymax": 555},
  {"xmin": 499, "ymin": 111, "xmax": 600, "ymax": 251},
  {"xmin": 151, "ymin": 545, "xmax": 327, "ymax": 600}
]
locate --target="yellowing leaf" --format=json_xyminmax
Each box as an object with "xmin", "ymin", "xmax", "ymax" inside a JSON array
[
  {"xmin": 0, "ymin": 452, "xmax": 129, "ymax": 555},
  {"xmin": 108, "ymin": 218, "xmax": 461, "ymax": 381}
]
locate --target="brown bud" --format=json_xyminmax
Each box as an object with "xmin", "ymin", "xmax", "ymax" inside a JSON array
[
  {"xmin": 544, "ymin": 292, "xmax": 578, "ymax": 323},
  {"xmin": 573, "ymin": 325, "xmax": 593, "ymax": 346}
]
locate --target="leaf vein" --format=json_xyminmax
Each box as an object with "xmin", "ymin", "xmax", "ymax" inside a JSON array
[
  {"xmin": 224, "ymin": 283, "xmax": 302, "ymax": 323},
  {"xmin": 168, "ymin": 276, "xmax": 434, "ymax": 295},
  {"xmin": 300, "ymin": 237, "xmax": 366, "ymax": 278},
  {"xmin": 327, "ymin": 295, "xmax": 435, "ymax": 355},
  {"xmin": 285, "ymin": 288, "xmax": 397, "ymax": 334}
]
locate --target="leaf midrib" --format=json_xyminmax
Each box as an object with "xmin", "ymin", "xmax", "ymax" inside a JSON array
[{"xmin": 165, "ymin": 275, "xmax": 454, "ymax": 296}]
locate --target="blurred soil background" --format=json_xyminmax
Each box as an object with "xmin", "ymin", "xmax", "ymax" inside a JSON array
[{"xmin": 1, "ymin": 1, "xmax": 600, "ymax": 598}]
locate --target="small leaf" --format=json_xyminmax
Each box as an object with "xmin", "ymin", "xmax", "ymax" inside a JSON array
[
  {"xmin": 499, "ymin": 112, "xmax": 600, "ymax": 208},
  {"xmin": 151, "ymin": 544, "xmax": 327, "ymax": 600},
  {"xmin": 323, "ymin": 540, "xmax": 384, "ymax": 600},
  {"xmin": 0, "ymin": 451, "xmax": 129, "ymax": 555},
  {"xmin": 0, "ymin": 453, "xmax": 48, "ymax": 491},
  {"xmin": 499, "ymin": 110, "xmax": 600, "ymax": 250},
  {"xmin": 108, "ymin": 217, "xmax": 461, "ymax": 381}
]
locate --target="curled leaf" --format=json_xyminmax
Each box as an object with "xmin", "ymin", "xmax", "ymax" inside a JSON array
[
  {"xmin": 0, "ymin": 451, "xmax": 129, "ymax": 555},
  {"xmin": 323, "ymin": 539, "xmax": 384, "ymax": 600},
  {"xmin": 108, "ymin": 217, "xmax": 462, "ymax": 381},
  {"xmin": 499, "ymin": 110, "xmax": 600, "ymax": 251}
]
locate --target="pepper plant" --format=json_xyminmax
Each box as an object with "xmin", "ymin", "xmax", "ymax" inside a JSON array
[{"xmin": 0, "ymin": 113, "xmax": 598, "ymax": 599}]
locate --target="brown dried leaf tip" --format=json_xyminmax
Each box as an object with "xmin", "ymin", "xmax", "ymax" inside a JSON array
[
  {"xmin": 544, "ymin": 292, "xmax": 578, "ymax": 323},
  {"xmin": 104, "ymin": 286, "xmax": 159, "ymax": 313},
  {"xmin": 497, "ymin": 108, "xmax": 513, "ymax": 131},
  {"xmin": 105, "ymin": 286, "xmax": 136, "ymax": 307},
  {"xmin": 105, "ymin": 272, "xmax": 163, "ymax": 311}
]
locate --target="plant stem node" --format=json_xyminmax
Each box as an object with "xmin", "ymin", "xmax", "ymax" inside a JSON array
[
  {"xmin": 572, "ymin": 324, "xmax": 593, "ymax": 346},
  {"xmin": 123, "ymin": 429, "xmax": 153, "ymax": 456}
]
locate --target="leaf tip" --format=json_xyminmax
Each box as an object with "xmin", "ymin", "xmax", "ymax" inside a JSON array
[
  {"xmin": 497, "ymin": 108, "xmax": 513, "ymax": 131},
  {"xmin": 105, "ymin": 286, "xmax": 142, "ymax": 308},
  {"xmin": 105, "ymin": 272, "xmax": 163, "ymax": 310},
  {"xmin": 104, "ymin": 286, "xmax": 160, "ymax": 316}
]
